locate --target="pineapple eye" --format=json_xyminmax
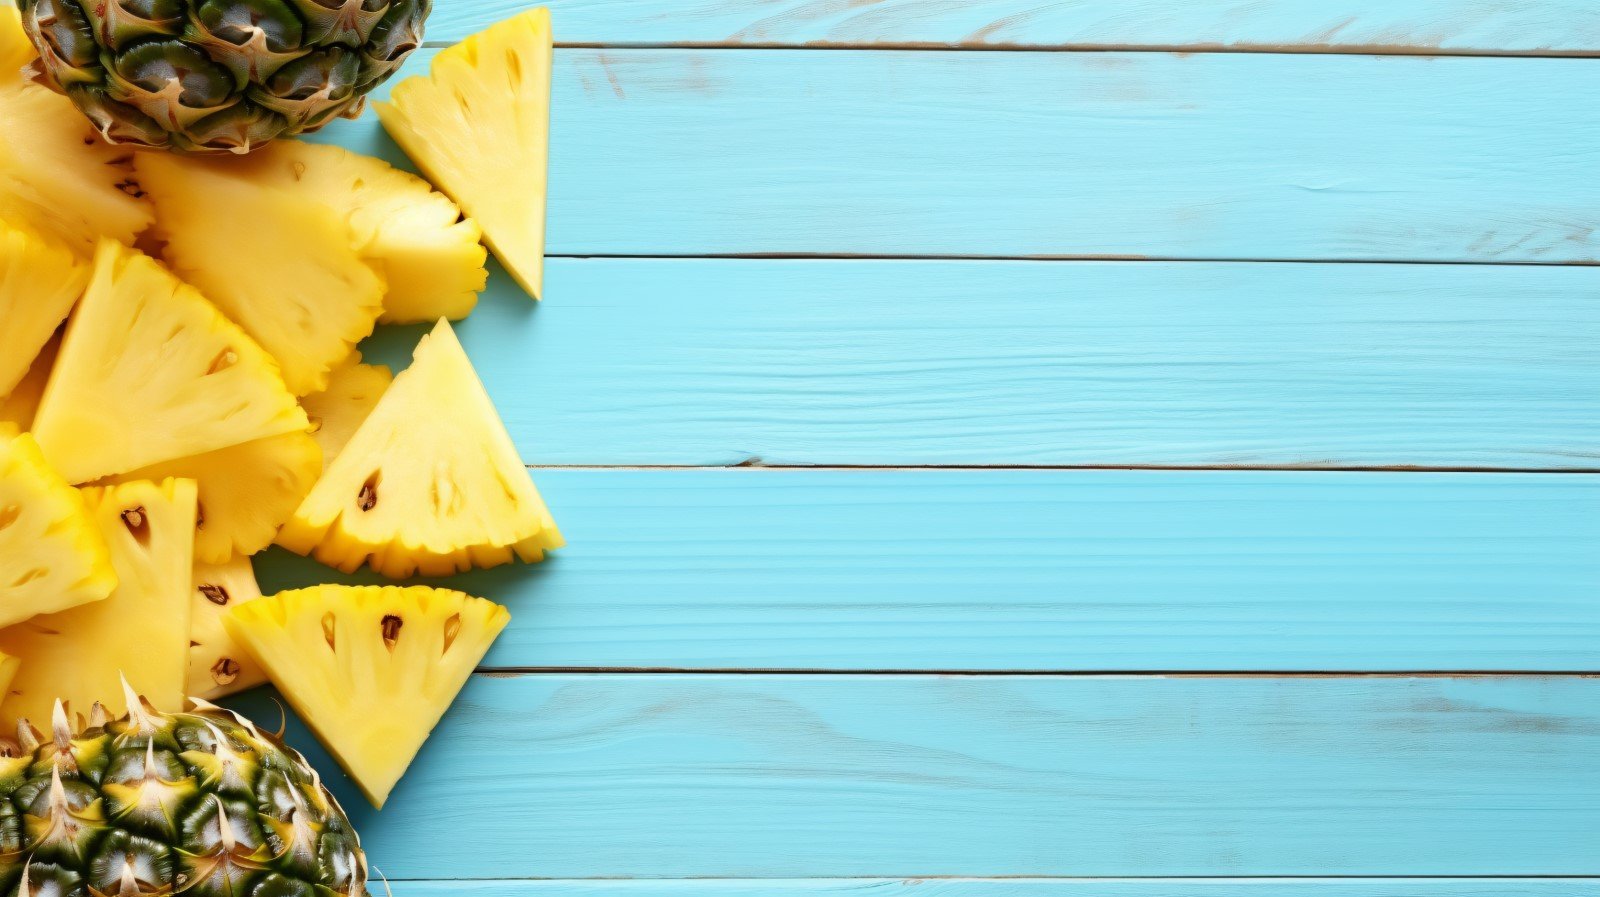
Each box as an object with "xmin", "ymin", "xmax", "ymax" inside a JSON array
[
  {"xmin": 199, "ymin": 584, "xmax": 230, "ymax": 606},
  {"xmin": 321, "ymin": 613, "xmax": 337, "ymax": 651},
  {"xmin": 120, "ymin": 507, "xmax": 150, "ymax": 543},
  {"xmin": 207, "ymin": 348, "xmax": 239, "ymax": 375},
  {"xmin": 357, "ymin": 473, "xmax": 380, "ymax": 511},
  {"xmin": 210, "ymin": 658, "xmax": 241, "ymax": 686},
  {"xmin": 442, "ymin": 614, "xmax": 462, "ymax": 654},
  {"xmin": 380, "ymin": 615, "xmax": 403, "ymax": 649}
]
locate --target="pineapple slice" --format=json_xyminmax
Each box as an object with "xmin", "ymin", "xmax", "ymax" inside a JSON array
[
  {"xmin": 229, "ymin": 141, "xmax": 488, "ymax": 323},
  {"xmin": 0, "ymin": 11, "xmax": 151, "ymax": 253},
  {"xmin": 0, "ymin": 478, "xmax": 195, "ymax": 727},
  {"xmin": 376, "ymin": 8, "xmax": 553, "ymax": 300},
  {"xmin": 0, "ymin": 220, "xmax": 86, "ymax": 400},
  {"xmin": 31, "ymin": 240, "xmax": 307, "ymax": 483},
  {"xmin": 226, "ymin": 584, "xmax": 509, "ymax": 807},
  {"xmin": 0, "ymin": 427, "xmax": 117, "ymax": 629},
  {"xmin": 188, "ymin": 555, "xmax": 267, "ymax": 701},
  {"xmin": 303, "ymin": 354, "xmax": 394, "ymax": 464},
  {"xmin": 102, "ymin": 431, "xmax": 322, "ymax": 563},
  {"xmin": 135, "ymin": 153, "xmax": 387, "ymax": 395},
  {"xmin": 279, "ymin": 320, "xmax": 562, "ymax": 578},
  {"xmin": 0, "ymin": 330, "xmax": 58, "ymax": 431}
]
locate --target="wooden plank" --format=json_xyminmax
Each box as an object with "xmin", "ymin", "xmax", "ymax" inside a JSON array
[
  {"xmin": 347, "ymin": 258, "xmax": 1600, "ymax": 469},
  {"xmin": 325, "ymin": 49, "xmax": 1600, "ymax": 263},
  {"xmin": 428, "ymin": 1, "xmax": 1600, "ymax": 54},
  {"xmin": 225, "ymin": 674, "xmax": 1600, "ymax": 879},
  {"xmin": 390, "ymin": 881, "xmax": 1600, "ymax": 896},
  {"xmin": 253, "ymin": 469, "xmax": 1600, "ymax": 672}
]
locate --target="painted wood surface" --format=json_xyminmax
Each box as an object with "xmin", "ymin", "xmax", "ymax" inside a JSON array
[
  {"xmin": 227, "ymin": 674, "xmax": 1600, "ymax": 879},
  {"xmin": 389, "ymin": 881, "xmax": 1600, "ymax": 896},
  {"xmin": 344, "ymin": 258, "xmax": 1600, "ymax": 469},
  {"xmin": 255, "ymin": 468, "xmax": 1600, "ymax": 672},
  {"xmin": 428, "ymin": 1, "xmax": 1600, "ymax": 53},
  {"xmin": 322, "ymin": 49, "xmax": 1600, "ymax": 263}
]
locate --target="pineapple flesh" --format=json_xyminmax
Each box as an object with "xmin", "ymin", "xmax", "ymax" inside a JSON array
[
  {"xmin": 136, "ymin": 153, "xmax": 387, "ymax": 395},
  {"xmin": 376, "ymin": 8, "xmax": 553, "ymax": 300},
  {"xmin": 226, "ymin": 584, "xmax": 510, "ymax": 807},
  {"xmin": 0, "ymin": 478, "xmax": 196, "ymax": 728},
  {"xmin": 0, "ymin": 8, "xmax": 152, "ymax": 253},
  {"xmin": 303, "ymin": 354, "xmax": 395, "ymax": 464},
  {"xmin": 102, "ymin": 430, "xmax": 323, "ymax": 563},
  {"xmin": 279, "ymin": 320, "xmax": 563, "ymax": 578},
  {"xmin": 189, "ymin": 555, "xmax": 268, "ymax": 701},
  {"xmin": 0, "ymin": 220, "xmax": 85, "ymax": 400},
  {"xmin": 0, "ymin": 331, "xmax": 55, "ymax": 430},
  {"xmin": 31, "ymin": 240, "xmax": 308, "ymax": 483},
  {"xmin": 0, "ymin": 427, "xmax": 116, "ymax": 629},
  {"xmin": 216, "ymin": 141, "xmax": 488, "ymax": 323}
]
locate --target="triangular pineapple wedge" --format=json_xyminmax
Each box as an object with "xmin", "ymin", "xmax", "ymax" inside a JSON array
[
  {"xmin": 302, "ymin": 354, "xmax": 394, "ymax": 464},
  {"xmin": 136, "ymin": 153, "xmax": 386, "ymax": 395},
  {"xmin": 189, "ymin": 555, "xmax": 267, "ymax": 701},
  {"xmin": 101, "ymin": 431, "xmax": 322, "ymax": 563},
  {"xmin": 279, "ymin": 320, "xmax": 562, "ymax": 578},
  {"xmin": 31, "ymin": 240, "xmax": 307, "ymax": 483},
  {"xmin": 0, "ymin": 478, "xmax": 195, "ymax": 728},
  {"xmin": 376, "ymin": 8, "xmax": 552, "ymax": 299},
  {"xmin": 0, "ymin": 220, "xmax": 85, "ymax": 400},
  {"xmin": 0, "ymin": 427, "xmax": 116, "ymax": 629},
  {"xmin": 0, "ymin": 8, "xmax": 152, "ymax": 253},
  {"xmin": 226, "ymin": 584, "xmax": 509, "ymax": 807},
  {"xmin": 208, "ymin": 141, "xmax": 488, "ymax": 323},
  {"xmin": 0, "ymin": 331, "xmax": 56, "ymax": 431}
]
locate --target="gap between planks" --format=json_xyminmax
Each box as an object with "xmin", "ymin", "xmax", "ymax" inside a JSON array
[
  {"xmin": 520, "ymin": 464, "xmax": 1600, "ymax": 474},
  {"xmin": 546, "ymin": 252, "xmax": 1600, "ymax": 268},
  {"xmin": 472, "ymin": 669, "xmax": 1600, "ymax": 678}
]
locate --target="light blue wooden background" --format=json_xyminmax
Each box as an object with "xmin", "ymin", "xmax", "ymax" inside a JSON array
[{"xmin": 251, "ymin": 1, "xmax": 1600, "ymax": 892}]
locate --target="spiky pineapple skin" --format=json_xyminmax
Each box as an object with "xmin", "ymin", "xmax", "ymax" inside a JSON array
[
  {"xmin": 18, "ymin": 0, "xmax": 429, "ymax": 154},
  {"xmin": 0, "ymin": 700, "xmax": 366, "ymax": 896}
]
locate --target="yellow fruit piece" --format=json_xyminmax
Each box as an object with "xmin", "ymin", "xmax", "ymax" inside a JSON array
[
  {"xmin": 279, "ymin": 320, "xmax": 562, "ymax": 578},
  {"xmin": 218, "ymin": 141, "xmax": 488, "ymax": 323},
  {"xmin": 226, "ymin": 584, "xmax": 509, "ymax": 807},
  {"xmin": 188, "ymin": 555, "xmax": 267, "ymax": 701},
  {"xmin": 376, "ymin": 8, "xmax": 552, "ymax": 300},
  {"xmin": 0, "ymin": 426, "xmax": 117, "ymax": 629},
  {"xmin": 302, "ymin": 354, "xmax": 393, "ymax": 464},
  {"xmin": 0, "ymin": 478, "xmax": 195, "ymax": 728},
  {"xmin": 136, "ymin": 153, "xmax": 387, "ymax": 395},
  {"xmin": 0, "ymin": 15, "xmax": 151, "ymax": 253},
  {"xmin": 102, "ymin": 431, "xmax": 322, "ymax": 563},
  {"xmin": 0, "ymin": 217, "xmax": 85, "ymax": 400},
  {"xmin": 0, "ymin": 330, "xmax": 58, "ymax": 431},
  {"xmin": 31, "ymin": 240, "xmax": 307, "ymax": 483}
]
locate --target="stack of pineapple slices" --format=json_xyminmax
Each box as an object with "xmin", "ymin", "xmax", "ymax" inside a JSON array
[{"xmin": 0, "ymin": 8, "xmax": 560, "ymax": 807}]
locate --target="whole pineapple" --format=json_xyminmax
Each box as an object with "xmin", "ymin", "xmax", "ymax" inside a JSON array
[
  {"xmin": 17, "ymin": 0, "xmax": 429, "ymax": 153},
  {"xmin": 0, "ymin": 688, "xmax": 367, "ymax": 896}
]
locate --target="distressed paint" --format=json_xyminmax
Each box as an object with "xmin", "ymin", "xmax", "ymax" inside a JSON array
[
  {"xmin": 254, "ymin": 469, "xmax": 1600, "ymax": 672},
  {"xmin": 427, "ymin": 1, "xmax": 1600, "ymax": 53},
  {"xmin": 226, "ymin": 674, "xmax": 1600, "ymax": 879},
  {"xmin": 343, "ymin": 258, "xmax": 1600, "ymax": 469},
  {"xmin": 323, "ymin": 49, "xmax": 1600, "ymax": 263}
]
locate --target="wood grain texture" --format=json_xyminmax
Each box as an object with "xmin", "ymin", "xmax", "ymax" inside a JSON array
[
  {"xmin": 323, "ymin": 49, "xmax": 1600, "ymax": 263},
  {"xmin": 226, "ymin": 674, "xmax": 1600, "ymax": 879},
  {"xmin": 343, "ymin": 258, "xmax": 1600, "ymax": 469},
  {"xmin": 253, "ymin": 469, "xmax": 1600, "ymax": 671},
  {"xmin": 390, "ymin": 881, "xmax": 1600, "ymax": 896},
  {"xmin": 427, "ymin": 1, "xmax": 1600, "ymax": 53}
]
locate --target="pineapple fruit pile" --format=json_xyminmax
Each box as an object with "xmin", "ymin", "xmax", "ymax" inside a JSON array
[{"xmin": 0, "ymin": 5, "xmax": 559, "ymax": 890}]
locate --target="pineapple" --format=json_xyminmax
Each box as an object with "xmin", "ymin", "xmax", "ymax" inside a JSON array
[
  {"xmin": 189, "ymin": 555, "xmax": 267, "ymax": 700},
  {"xmin": 279, "ymin": 320, "xmax": 563, "ymax": 578},
  {"xmin": 0, "ymin": 479, "xmax": 195, "ymax": 729},
  {"xmin": 136, "ymin": 152, "xmax": 387, "ymax": 395},
  {"xmin": 0, "ymin": 8, "xmax": 152, "ymax": 253},
  {"xmin": 0, "ymin": 330, "xmax": 57, "ymax": 431},
  {"xmin": 102, "ymin": 431, "xmax": 323, "ymax": 563},
  {"xmin": 376, "ymin": 8, "xmax": 553, "ymax": 300},
  {"xmin": 0, "ymin": 427, "xmax": 116, "ymax": 629},
  {"xmin": 226, "ymin": 584, "xmax": 510, "ymax": 807},
  {"xmin": 0, "ymin": 220, "xmax": 85, "ymax": 401},
  {"xmin": 0, "ymin": 691, "xmax": 368, "ymax": 896},
  {"xmin": 302, "ymin": 354, "xmax": 394, "ymax": 464},
  {"xmin": 30, "ymin": 240, "xmax": 307, "ymax": 484},
  {"xmin": 213, "ymin": 141, "xmax": 488, "ymax": 323}
]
